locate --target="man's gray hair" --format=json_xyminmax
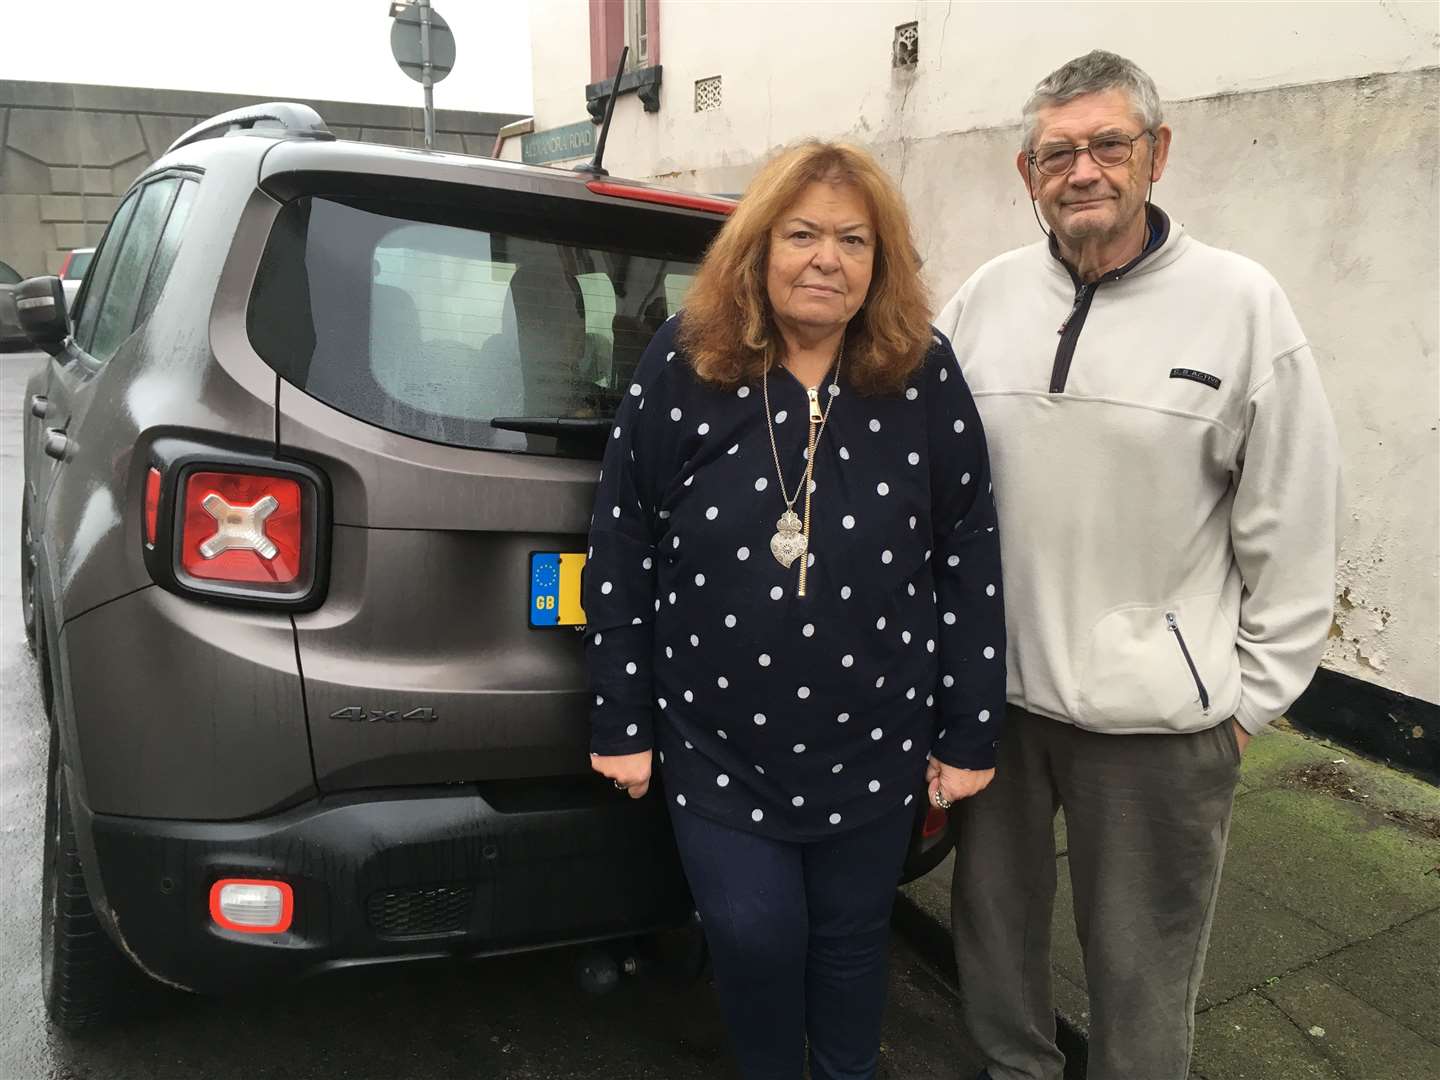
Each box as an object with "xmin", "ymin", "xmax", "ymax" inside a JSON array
[{"xmin": 1020, "ymin": 50, "xmax": 1164, "ymax": 151}]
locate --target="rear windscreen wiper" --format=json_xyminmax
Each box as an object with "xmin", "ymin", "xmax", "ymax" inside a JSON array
[{"xmin": 490, "ymin": 417, "xmax": 613, "ymax": 441}]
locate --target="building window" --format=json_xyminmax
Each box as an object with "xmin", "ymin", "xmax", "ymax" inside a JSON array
[
  {"xmin": 591, "ymin": 0, "xmax": 661, "ymax": 83},
  {"xmin": 626, "ymin": 0, "xmax": 649, "ymax": 68},
  {"xmin": 695, "ymin": 76, "xmax": 722, "ymax": 113},
  {"xmin": 893, "ymin": 22, "xmax": 918, "ymax": 68}
]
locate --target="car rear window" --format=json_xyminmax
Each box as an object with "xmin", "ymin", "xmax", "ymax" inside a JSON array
[{"xmin": 247, "ymin": 192, "xmax": 715, "ymax": 459}]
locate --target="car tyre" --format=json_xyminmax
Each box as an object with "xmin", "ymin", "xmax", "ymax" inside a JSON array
[{"xmin": 41, "ymin": 720, "xmax": 134, "ymax": 1032}]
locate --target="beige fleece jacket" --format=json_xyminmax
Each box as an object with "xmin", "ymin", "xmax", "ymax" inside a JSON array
[{"xmin": 936, "ymin": 217, "xmax": 1341, "ymax": 736}]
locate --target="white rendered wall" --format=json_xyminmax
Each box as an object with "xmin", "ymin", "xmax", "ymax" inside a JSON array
[
  {"xmin": 522, "ymin": 0, "xmax": 1438, "ymax": 178},
  {"xmin": 515, "ymin": 2, "xmax": 1440, "ymax": 704}
]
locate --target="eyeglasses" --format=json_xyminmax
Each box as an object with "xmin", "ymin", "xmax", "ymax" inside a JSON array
[{"xmin": 1028, "ymin": 131, "xmax": 1155, "ymax": 177}]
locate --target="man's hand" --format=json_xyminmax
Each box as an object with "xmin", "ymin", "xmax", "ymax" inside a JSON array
[
  {"xmin": 926, "ymin": 755, "xmax": 995, "ymax": 808},
  {"xmin": 590, "ymin": 750, "xmax": 653, "ymax": 799},
  {"xmin": 1231, "ymin": 718, "xmax": 1251, "ymax": 756}
]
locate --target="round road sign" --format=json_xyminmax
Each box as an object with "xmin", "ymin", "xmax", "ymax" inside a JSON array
[{"xmin": 390, "ymin": 5, "xmax": 456, "ymax": 84}]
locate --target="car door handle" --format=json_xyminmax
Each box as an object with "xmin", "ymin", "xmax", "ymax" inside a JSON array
[
  {"xmin": 30, "ymin": 395, "xmax": 49, "ymax": 419},
  {"xmin": 43, "ymin": 429, "xmax": 68, "ymax": 460}
]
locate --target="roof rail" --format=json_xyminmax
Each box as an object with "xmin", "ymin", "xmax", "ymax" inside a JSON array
[{"xmin": 166, "ymin": 102, "xmax": 334, "ymax": 155}]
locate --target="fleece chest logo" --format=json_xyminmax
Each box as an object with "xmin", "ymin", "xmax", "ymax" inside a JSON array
[{"xmin": 1170, "ymin": 368, "xmax": 1222, "ymax": 390}]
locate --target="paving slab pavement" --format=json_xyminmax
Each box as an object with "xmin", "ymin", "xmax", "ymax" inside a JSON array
[
  {"xmin": 897, "ymin": 721, "xmax": 1440, "ymax": 1079},
  {"xmin": 1191, "ymin": 992, "xmax": 1345, "ymax": 1080},
  {"xmin": 1315, "ymin": 909, "xmax": 1440, "ymax": 1045}
]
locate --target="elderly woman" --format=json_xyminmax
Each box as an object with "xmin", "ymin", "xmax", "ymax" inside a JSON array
[{"xmin": 584, "ymin": 141, "xmax": 1005, "ymax": 1080}]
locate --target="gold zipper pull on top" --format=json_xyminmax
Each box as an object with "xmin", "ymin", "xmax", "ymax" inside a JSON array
[{"xmin": 806, "ymin": 386, "xmax": 823, "ymax": 423}]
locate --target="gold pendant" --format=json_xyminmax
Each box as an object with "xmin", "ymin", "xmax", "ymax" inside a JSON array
[{"xmin": 770, "ymin": 509, "xmax": 807, "ymax": 569}]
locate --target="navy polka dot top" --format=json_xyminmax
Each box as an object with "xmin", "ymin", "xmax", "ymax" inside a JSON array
[{"xmin": 584, "ymin": 316, "xmax": 1006, "ymax": 841}]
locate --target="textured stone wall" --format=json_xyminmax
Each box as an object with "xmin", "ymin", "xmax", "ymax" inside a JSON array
[{"xmin": 0, "ymin": 80, "xmax": 525, "ymax": 278}]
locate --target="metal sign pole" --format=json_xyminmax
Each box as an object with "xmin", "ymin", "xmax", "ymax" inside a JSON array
[
  {"xmin": 419, "ymin": 0, "xmax": 435, "ymax": 148},
  {"xmin": 389, "ymin": 0, "xmax": 453, "ymax": 143}
]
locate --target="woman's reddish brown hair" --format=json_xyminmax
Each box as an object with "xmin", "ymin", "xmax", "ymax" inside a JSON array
[{"xmin": 677, "ymin": 141, "xmax": 932, "ymax": 396}]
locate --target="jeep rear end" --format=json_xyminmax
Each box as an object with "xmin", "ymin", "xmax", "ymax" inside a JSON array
[{"xmin": 78, "ymin": 143, "xmax": 732, "ymax": 996}]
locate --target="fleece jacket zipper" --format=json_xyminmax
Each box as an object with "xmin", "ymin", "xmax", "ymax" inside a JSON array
[
  {"xmin": 1046, "ymin": 205, "xmax": 1170, "ymax": 394},
  {"xmin": 1166, "ymin": 611, "xmax": 1211, "ymax": 713}
]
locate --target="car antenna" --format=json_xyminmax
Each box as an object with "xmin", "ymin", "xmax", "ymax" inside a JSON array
[{"xmin": 574, "ymin": 45, "xmax": 628, "ymax": 177}]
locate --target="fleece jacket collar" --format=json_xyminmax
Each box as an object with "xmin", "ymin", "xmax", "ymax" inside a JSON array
[{"xmin": 1044, "ymin": 204, "xmax": 1180, "ymax": 286}]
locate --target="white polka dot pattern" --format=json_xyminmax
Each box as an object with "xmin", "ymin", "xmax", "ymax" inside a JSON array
[{"xmin": 582, "ymin": 319, "xmax": 1005, "ymax": 839}]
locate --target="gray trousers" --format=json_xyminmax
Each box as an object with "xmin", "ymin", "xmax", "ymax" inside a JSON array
[{"xmin": 951, "ymin": 707, "xmax": 1241, "ymax": 1080}]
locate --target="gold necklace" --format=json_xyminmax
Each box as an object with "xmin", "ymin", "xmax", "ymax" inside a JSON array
[{"xmin": 761, "ymin": 343, "xmax": 843, "ymax": 597}]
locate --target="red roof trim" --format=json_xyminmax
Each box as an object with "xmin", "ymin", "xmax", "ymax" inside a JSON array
[{"xmin": 585, "ymin": 180, "xmax": 735, "ymax": 216}]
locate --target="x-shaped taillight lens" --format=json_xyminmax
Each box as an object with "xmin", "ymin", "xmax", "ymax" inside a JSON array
[
  {"xmin": 198, "ymin": 492, "xmax": 281, "ymax": 559},
  {"xmin": 180, "ymin": 472, "xmax": 304, "ymax": 584}
]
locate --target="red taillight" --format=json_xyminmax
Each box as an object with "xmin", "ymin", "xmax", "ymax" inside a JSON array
[
  {"xmin": 57, "ymin": 251, "xmax": 74, "ymax": 278},
  {"xmin": 141, "ymin": 442, "xmax": 325, "ymax": 608},
  {"xmin": 922, "ymin": 805, "xmax": 949, "ymax": 839},
  {"xmin": 143, "ymin": 467, "xmax": 162, "ymax": 547},
  {"xmin": 180, "ymin": 471, "xmax": 304, "ymax": 583},
  {"xmin": 585, "ymin": 179, "xmax": 736, "ymax": 215},
  {"xmin": 209, "ymin": 878, "xmax": 294, "ymax": 934}
]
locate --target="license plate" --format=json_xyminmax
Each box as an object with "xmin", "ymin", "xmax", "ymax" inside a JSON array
[{"xmin": 529, "ymin": 552, "xmax": 587, "ymax": 628}]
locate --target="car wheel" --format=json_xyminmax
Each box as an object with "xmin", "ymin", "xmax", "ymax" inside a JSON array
[
  {"xmin": 20, "ymin": 498, "xmax": 37, "ymax": 655},
  {"xmin": 40, "ymin": 721, "xmax": 133, "ymax": 1032}
]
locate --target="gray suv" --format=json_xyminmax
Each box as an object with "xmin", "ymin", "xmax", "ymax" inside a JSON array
[{"xmin": 17, "ymin": 103, "xmax": 954, "ymax": 1031}]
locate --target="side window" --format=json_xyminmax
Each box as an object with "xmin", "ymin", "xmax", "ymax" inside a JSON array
[
  {"xmin": 71, "ymin": 191, "xmax": 140, "ymax": 349},
  {"xmin": 134, "ymin": 179, "xmax": 198, "ymax": 327},
  {"xmin": 86, "ymin": 178, "xmax": 179, "ymax": 364}
]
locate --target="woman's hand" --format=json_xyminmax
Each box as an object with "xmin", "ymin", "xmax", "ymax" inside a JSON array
[
  {"xmin": 926, "ymin": 755, "xmax": 995, "ymax": 808},
  {"xmin": 591, "ymin": 750, "xmax": 653, "ymax": 799}
]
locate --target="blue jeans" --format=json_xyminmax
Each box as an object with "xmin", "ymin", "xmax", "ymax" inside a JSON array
[{"xmin": 667, "ymin": 803, "xmax": 914, "ymax": 1080}]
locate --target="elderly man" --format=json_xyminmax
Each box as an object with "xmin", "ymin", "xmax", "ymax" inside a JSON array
[{"xmin": 935, "ymin": 51, "xmax": 1340, "ymax": 1080}]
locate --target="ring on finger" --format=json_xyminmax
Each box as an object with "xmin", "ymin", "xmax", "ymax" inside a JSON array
[
  {"xmin": 932, "ymin": 790, "xmax": 952, "ymax": 810},
  {"xmin": 614, "ymin": 780, "xmax": 629, "ymax": 790}
]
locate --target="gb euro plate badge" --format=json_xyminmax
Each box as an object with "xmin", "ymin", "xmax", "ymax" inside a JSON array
[{"xmin": 530, "ymin": 553, "xmax": 587, "ymax": 629}]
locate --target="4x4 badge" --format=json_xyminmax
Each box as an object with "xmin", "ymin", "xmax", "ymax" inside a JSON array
[{"xmin": 330, "ymin": 706, "xmax": 439, "ymax": 723}]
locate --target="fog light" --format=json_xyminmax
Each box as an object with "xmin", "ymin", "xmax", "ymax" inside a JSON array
[{"xmin": 210, "ymin": 878, "xmax": 294, "ymax": 933}]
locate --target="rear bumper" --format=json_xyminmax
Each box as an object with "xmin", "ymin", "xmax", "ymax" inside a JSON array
[{"xmin": 76, "ymin": 777, "xmax": 692, "ymax": 994}]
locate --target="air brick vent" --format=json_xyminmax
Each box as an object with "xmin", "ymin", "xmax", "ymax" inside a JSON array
[
  {"xmin": 695, "ymin": 76, "xmax": 722, "ymax": 113},
  {"xmin": 893, "ymin": 22, "xmax": 919, "ymax": 68}
]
